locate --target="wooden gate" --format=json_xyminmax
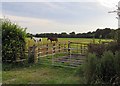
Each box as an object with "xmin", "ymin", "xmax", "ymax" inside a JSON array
[
  {"xmin": 53, "ymin": 41, "xmax": 88, "ymax": 68},
  {"xmin": 68, "ymin": 41, "xmax": 88, "ymax": 56},
  {"xmin": 28, "ymin": 42, "xmax": 88, "ymax": 68}
]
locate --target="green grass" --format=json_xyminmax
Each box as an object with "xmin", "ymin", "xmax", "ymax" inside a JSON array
[
  {"xmin": 2, "ymin": 64, "xmax": 81, "ymax": 84},
  {"xmin": 25, "ymin": 38, "xmax": 113, "ymax": 50}
]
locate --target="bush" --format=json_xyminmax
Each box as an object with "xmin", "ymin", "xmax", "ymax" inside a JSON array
[
  {"xmin": 88, "ymin": 41, "xmax": 120, "ymax": 57},
  {"xmin": 84, "ymin": 53, "xmax": 100, "ymax": 84},
  {"xmin": 88, "ymin": 44, "xmax": 106, "ymax": 57},
  {"xmin": 79, "ymin": 51, "xmax": 120, "ymax": 84},
  {"xmin": 100, "ymin": 51, "xmax": 115, "ymax": 83},
  {"xmin": 106, "ymin": 42, "xmax": 120, "ymax": 53},
  {"xmin": 114, "ymin": 29, "xmax": 120, "ymax": 45},
  {"xmin": 114, "ymin": 51, "xmax": 120, "ymax": 74},
  {"xmin": 110, "ymin": 51, "xmax": 120, "ymax": 85},
  {"xmin": 2, "ymin": 18, "xmax": 26, "ymax": 63}
]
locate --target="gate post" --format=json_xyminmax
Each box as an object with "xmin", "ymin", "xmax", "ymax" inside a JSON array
[
  {"xmin": 64, "ymin": 43, "xmax": 66, "ymax": 52},
  {"xmin": 28, "ymin": 46, "xmax": 33, "ymax": 63},
  {"xmin": 28, "ymin": 45, "xmax": 38, "ymax": 63},
  {"xmin": 34, "ymin": 46, "xmax": 38, "ymax": 63}
]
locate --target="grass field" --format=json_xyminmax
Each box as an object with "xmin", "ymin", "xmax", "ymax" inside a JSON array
[
  {"xmin": 25, "ymin": 38, "xmax": 113, "ymax": 49},
  {"xmin": 2, "ymin": 64, "xmax": 81, "ymax": 84}
]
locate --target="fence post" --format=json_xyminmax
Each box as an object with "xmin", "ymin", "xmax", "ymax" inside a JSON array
[
  {"xmin": 64, "ymin": 43, "xmax": 66, "ymax": 52},
  {"xmin": 38, "ymin": 47, "xmax": 40, "ymax": 56},
  {"xmin": 52, "ymin": 43, "xmax": 56, "ymax": 65},
  {"xmin": 58, "ymin": 43, "xmax": 60, "ymax": 52},
  {"xmin": 68, "ymin": 41, "xmax": 71, "ymax": 55},
  {"xmin": 77, "ymin": 43, "xmax": 78, "ymax": 54},
  {"xmin": 28, "ymin": 45, "xmax": 38, "ymax": 63},
  {"xmin": 28, "ymin": 47, "xmax": 32, "ymax": 63},
  {"xmin": 34, "ymin": 46, "xmax": 38, "ymax": 63},
  {"xmin": 80, "ymin": 44, "xmax": 82, "ymax": 55},
  {"xmin": 53, "ymin": 43, "xmax": 55, "ymax": 53},
  {"xmin": 83, "ymin": 44, "xmax": 86, "ymax": 54},
  {"xmin": 46, "ymin": 44, "xmax": 48, "ymax": 55}
]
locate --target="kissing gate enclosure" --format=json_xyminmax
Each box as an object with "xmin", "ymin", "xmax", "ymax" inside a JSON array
[{"xmin": 28, "ymin": 41, "xmax": 88, "ymax": 68}]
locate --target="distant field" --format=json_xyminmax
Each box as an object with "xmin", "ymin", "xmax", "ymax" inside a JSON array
[{"xmin": 25, "ymin": 38, "xmax": 113, "ymax": 49}]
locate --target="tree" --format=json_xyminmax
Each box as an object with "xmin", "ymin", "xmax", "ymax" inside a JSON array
[
  {"xmin": 116, "ymin": 29, "xmax": 120, "ymax": 45},
  {"xmin": 69, "ymin": 31, "xmax": 75, "ymax": 35},
  {"xmin": 69, "ymin": 32, "xmax": 76, "ymax": 38},
  {"xmin": 61, "ymin": 32, "xmax": 68, "ymax": 38}
]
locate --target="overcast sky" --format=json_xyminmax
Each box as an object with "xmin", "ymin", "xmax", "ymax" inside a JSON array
[{"xmin": 1, "ymin": 0, "xmax": 119, "ymax": 34}]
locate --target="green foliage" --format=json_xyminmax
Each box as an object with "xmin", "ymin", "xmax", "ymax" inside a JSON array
[
  {"xmin": 88, "ymin": 44, "xmax": 106, "ymax": 57},
  {"xmin": 80, "ymin": 51, "xmax": 120, "ymax": 84},
  {"xmin": 106, "ymin": 42, "xmax": 120, "ymax": 53},
  {"xmin": 84, "ymin": 53, "xmax": 99, "ymax": 84},
  {"xmin": 88, "ymin": 40, "xmax": 120, "ymax": 57},
  {"xmin": 33, "ymin": 28, "xmax": 119, "ymax": 39},
  {"xmin": 114, "ymin": 51, "xmax": 120, "ymax": 75},
  {"xmin": 116, "ymin": 29, "xmax": 120, "ymax": 45},
  {"xmin": 111, "ymin": 51, "xmax": 120, "ymax": 85},
  {"xmin": 28, "ymin": 53, "xmax": 34, "ymax": 63},
  {"xmin": 2, "ymin": 18, "xmax": 26, "ymax": 63},
  {"xmin": 100, "ymin": 51, "xmax": 115, "ymax": 83},
  {"xmin": 26, "ymin": 33, "xmax": 33, "ymax": 38}
]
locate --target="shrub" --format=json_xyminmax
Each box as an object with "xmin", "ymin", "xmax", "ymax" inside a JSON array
[
  {"xmin": 110, "ymin": 51, "xmax": 120, "ymax": 85},
  {"xmin": 80, "ymin": 51, "xmax": 120, "ymax": 84},
  {"xmin": 117, "ymin": 31, "xmax": 120, "ymax": 45},
  {"xmin": 2, "ymin": 18, "xmax": 26, "ymax": 63},
  {"xmin": 106, "ymin": 42, "xmax": 120, "ymax": 53},
  {"xmin": 114, "ymin": 51, "xmax": 120, "ymax": 74},
  {"xmin": 100, "ymin": 51, "xmax": 115, "ymax": 83},
  {"xmin": 114, "ymin": 29, "xmax": 120, "ymax": 45},
  {"xmin": 88, "ymin": 44, "xmax": 106, "ymax": 57},
  {"xmin": 28, "ymin": 52, "xmax": 34, "ymax": 63},
  {"xmin": 84, "ymin": 53, "xmax": 100, "ymax": 84},
  {"xmin": 88, "ymin": 41, "xmax": 120, "ymax": 57}
]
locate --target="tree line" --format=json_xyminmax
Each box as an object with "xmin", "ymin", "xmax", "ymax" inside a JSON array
[{"xmin": 27, "ymin": 28, "xmax": 120, "ymax": 39}]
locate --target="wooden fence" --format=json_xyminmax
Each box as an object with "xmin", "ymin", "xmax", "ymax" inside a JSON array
[{"xmin": 28, "ymin": 42, "xmax": 88, "ymax": 64}]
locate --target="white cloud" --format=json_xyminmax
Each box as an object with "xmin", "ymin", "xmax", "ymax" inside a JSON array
[
  {"xmin": 4, "ymin": 14, "xmax": 94, "ymax": 33},
  {"xmin": 4, "ymin": 10, "xmax": 117, "ymax": 34},
  {"xmin": 4, "ymin": 14, "xmax": 60, "ymax": 33},
  {"xmin": 2, "ymin": 0, "xmax": 97, "ymax": 2},
  {"xmin": 97, "ymin": 0, "xmax": 119, "ymax": 8}
]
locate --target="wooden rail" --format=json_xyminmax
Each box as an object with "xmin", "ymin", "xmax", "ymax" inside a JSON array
[{"xmin": 28, "ymin": 42, "xmax": 88, "ymax": 64}]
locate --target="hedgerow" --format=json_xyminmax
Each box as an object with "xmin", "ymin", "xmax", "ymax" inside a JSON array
[{"xmin": 2, "ymin": 18, "xmax": 26, "ymax": 63}]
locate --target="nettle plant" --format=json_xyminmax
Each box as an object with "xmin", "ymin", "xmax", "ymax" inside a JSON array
[{"xmin": 2, "ymin": 18, "xmax": 26, "ymax": 63}]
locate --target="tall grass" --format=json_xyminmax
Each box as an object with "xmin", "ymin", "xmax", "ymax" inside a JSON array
[{"xmin": 77, "ymin": 51, "xmax": 120, "ymax": 84}]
